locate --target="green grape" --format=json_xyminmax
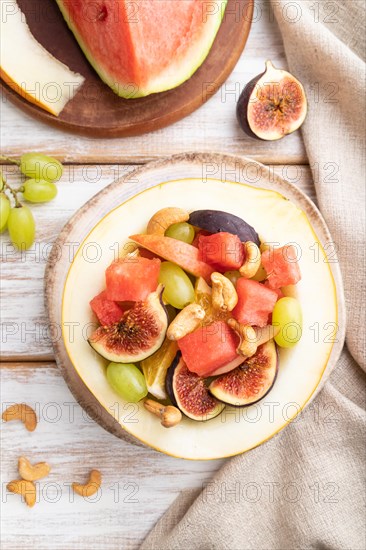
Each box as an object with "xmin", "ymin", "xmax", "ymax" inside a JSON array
[
  {"xmin": 7, "ymin": 205, "xmax": 35, "ymax": 250},
  {"xmin": 106, "ymin": 363, "xmax": 148, "ymax": 402},
  {"xmin": 0, "ymin": 172, "xmax": 4, "ymax": 192},
  {"xmin": 158, "ymin": 261, "xmax": 195, "ymax": 309},
  {"xmin": 0, "ymin": 193, "xmax": 10, "ymax": 233},
  {"xmin": 272, "ymin": 297, "xmax": 302, "ymax": 348},
  {"xmin": 23, "ymin": 179, "xmax": 58, "ymax": 203},
  {"xmin": 165, "ymin": 222, "xmax": 195, "ymax": 244},
  {"xmin": 224, "ymin": 271, "xmax": 241, "ymax": 286},
  {"xmin": 20, "ymin": 153, "xmax": 63, "ymax": 182}
]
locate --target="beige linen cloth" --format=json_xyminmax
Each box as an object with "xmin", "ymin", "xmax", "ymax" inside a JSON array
[{"xmin": 141, "ymin": 1, "xmax": 366, "ymax": 548}]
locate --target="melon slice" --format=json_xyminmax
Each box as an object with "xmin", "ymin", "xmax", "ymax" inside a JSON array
[
  {"xmin": 0, "ymin": 0, "xmax": 84, "ymax": 116},
  {"xmin": 55, "ymin": 0, "xmax": 227, "ymax": 98}
]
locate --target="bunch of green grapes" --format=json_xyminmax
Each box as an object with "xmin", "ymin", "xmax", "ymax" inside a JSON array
[{"xmin": 0, "ymin": 153, "xmax": 63, "ymax": 250}]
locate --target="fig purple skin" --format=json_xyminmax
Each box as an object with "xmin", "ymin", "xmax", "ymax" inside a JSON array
[
  {"xmin": 236, "ymin": 73, "xmax": 264, "ymax": 140},
  {"xmin": 165, "ymin": 352, "xmax": 181, "ymax": 408},
  {"xmin": 166, "ymin": 353, "xmax": 225, "ymax": 421},
  {"xmin": 189, "ymin": 209, "xmax": 260, "ymax": 246},
  {"xmin": 209, "ymin": 340, "xmax": 279, "ymax": 407},
  {"xmin": 237, "ymin": 60, "xmax": 308, "ymax": 141}
]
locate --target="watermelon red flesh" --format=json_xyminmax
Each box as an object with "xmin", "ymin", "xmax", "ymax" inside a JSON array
[
  {"xmin": 178, "ymin": 320, "xmax": 239, "ymax": 377},
  {"xmin": 105, "ymin": 257, "xmax": 161, "ymax": 302},
  {"xmin": 56, "ymin": 0, "xmax": 227, "ymax": 98},
  {"xmin": 198, "ymin": 232, "xmax": 245, "ymax": 271},
  {"xmin": 232, "ymin": 279, "xmax": 278, "ymax": 327},
  {"xmin": 192, "ymin": 230, "xmax": 212, "ymax": 248},
  {"xmin": 90, "ymin": 291, "xmax": 124, "ymax": 326},
  {"xmin": 261, "ymin": 245, "xmax": 301, "ymax": 289},
  {"xmin": 130, "ymin": 234, "xmax": 215, "ymax": 283}
]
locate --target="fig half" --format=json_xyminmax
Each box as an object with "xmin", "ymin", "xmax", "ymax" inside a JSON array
[
  {"xmin": 166, "ymin": 353, "xmax": 225, "ymax": 421},
  {"xmin": 237, "ymin": 60, "xmax": 307, "ymax": 141},
  {"xmin": 89, "ymin": 285, "xmax": 168, "ymax": 363},
  {"xmin": 209, "ymin": 339, "xmax": 278, "ymax": 406},
  {"xmin": 189, "ymin": 210, "xmax": 260, "ymax": 246}
]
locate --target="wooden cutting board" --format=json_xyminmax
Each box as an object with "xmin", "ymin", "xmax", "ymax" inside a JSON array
[{"xmin": 1, "ymin": 0, "xmax": 254, "ymax": 137}]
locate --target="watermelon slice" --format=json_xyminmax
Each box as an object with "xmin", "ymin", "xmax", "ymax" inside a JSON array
[
  {"xmin": 178, "ymin": 321, "xmax": 239, "ymax": 377},
  {"xmin": 90, "ymin": 291, "xmax": 124, "ymax": 326},
  {"xmin": 233, "ymin": 279, "xmax": 278, "ymax": 327},
  {"xmin": 130, "ymin": 234, "xmax": 215, "ymax": 282},
  {"xmin": 105, "ymin": 256, "xmax": 161, "ymax": 302},
  {"xmin": 198, "ymin": 232, "xmax": 245, "ymax": 270},
  {"xmin": 262, "ymin": 245, "xmax": 301, "ymax": 289},
  {"xmin": 56, "ymin": 0, "xmax": 227, "ymax": 98}
]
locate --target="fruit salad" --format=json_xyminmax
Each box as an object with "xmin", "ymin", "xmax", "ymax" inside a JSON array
[{"xmin": 88, "ymin": 207, "xmax": 302, "ymax": 425}]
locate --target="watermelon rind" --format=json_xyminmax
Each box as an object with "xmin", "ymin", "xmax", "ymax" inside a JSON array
[{"xmin": 55, "ymin": 0, "xmax": 228, "ymax": 98}]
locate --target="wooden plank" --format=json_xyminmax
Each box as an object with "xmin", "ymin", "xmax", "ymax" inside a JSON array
[
  {"xmin": 1, "ymin": 363, "xmax": 224, "ymax": 549},
  {"xmin": 0, "ymin": 0, "xmax": 306, "ymax": 165},
  {"xmin": 0, "ymin": 164, "xmax": 315, "ymax": 362}
]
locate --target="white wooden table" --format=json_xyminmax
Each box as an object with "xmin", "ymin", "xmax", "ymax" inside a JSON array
[{"xmin": 0, "ymin": 2, "xmax": 314, "ymax": 548}]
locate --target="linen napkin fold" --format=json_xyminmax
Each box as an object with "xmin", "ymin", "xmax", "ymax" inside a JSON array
[{"xmin": 141, "ymin": 1, "xmax": 366, "ymax": 548}]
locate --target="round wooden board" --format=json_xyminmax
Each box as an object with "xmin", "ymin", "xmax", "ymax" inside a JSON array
[
  {"xmin": 1, "ymin": 0, "xmax": 253, "ymax": 137},
  {"xmin": 45, "ymin": 152, "xmax": 346, "ymax": 455}
]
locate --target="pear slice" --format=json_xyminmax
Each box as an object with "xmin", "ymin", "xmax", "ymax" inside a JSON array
[{"xmin": 0, "ymin": 0, "xmax": 84, "ymax": 116}]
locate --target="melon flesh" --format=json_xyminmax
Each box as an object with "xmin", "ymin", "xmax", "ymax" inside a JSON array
[
  {"xmin": 56, "ymin": 0, "xmax": 227, "ymax": 98},
  {"xmin": 0, "ymin": 0, "xmax": 85, "ymax": 116}
]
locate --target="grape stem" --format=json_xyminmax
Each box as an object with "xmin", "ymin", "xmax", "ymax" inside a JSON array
[
  {"xmin": 0, "ymin": 154, "xmax": 20, "ymax": 166},
  {"xmin": 1, "ymin": 175, "xmax": 21, "ymax": 207}
]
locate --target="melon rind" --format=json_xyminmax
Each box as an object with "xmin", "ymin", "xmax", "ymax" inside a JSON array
[
  {"xmin": 0, "ymin": 0, "xmax": 85, "ymax": 116},
  {"xmin": 55, "ymin": 0, "xmax": 228, "ymax": 98}
]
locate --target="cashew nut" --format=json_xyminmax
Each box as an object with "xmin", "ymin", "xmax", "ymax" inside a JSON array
[
  {"xmin": 144, "ymin": 399, "xmax": 182, "ymax": 428},
  {"xmin": 239, "ymin": 241, "xmax": 262, "ymax": 279},
  {"xmin": 211, "ymin": 272, "xmax": 238, "ymax": 312},
  {"xmin": 2, "ymin": 403, "xmax": 37, "ymax": 432},
  {"xmin": 227, "ymin": 319, "xmax": 258, "ymax": 357},
  {"xmin": 167, "ymin": 303, "xmax": 205, "ymax": 340},
  {"xmin": 7, "ymin": 479, "xmax": 36, "ymax": 508},
  {"xmin": 147, "ymin": 207, "xmax": 189, "ymax": 235},
  {"xmin": 18, "ymin": 456, "xmax": 51, "ymax": 481},
  {"xmin": 72, "ymin": 470, "xmax": 102, "ymax": 498}
]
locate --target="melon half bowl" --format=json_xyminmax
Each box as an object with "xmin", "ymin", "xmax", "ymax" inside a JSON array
[{"xmin": 49, "ymin": 153, "xmax": 345, "ymax": 460}]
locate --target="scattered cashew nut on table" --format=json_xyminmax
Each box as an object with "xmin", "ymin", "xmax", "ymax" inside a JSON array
[
  {"xmin": 146, "ymin": 207, "xmax": 189, "ymax": 235},
  {"xmin": 211, "ymin": 272, "xmax": 238, "ymax": 312},
  {"xmin": 167, "ymin": 303, "xmax": 206, "ymax": 340},
  {"xmin": 2, "ymin": 403, "xmax": 37, "ymax": 432},
  {"xmin": 18, "ymin": 456, "xmax": 51, "ymax": 481},
  {"xmin": 7, "ymin": 479, "xmax": 37, "ymax": 508},
  {"xmin": 72, "ymin": 470, "xmax": 102, "ymax": 498},
  {"xmin": 144, "ymin": 399, "xmax": 182, "ymax": 428}
]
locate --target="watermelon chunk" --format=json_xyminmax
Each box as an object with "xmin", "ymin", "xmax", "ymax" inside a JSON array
[
  {"xmin": 192, "ymin": 230, "xmax": 211, "ymax": 248},
  {"xmin": 178, "ymin": 320, "xmax": 239, "ymax": 377},
  {"xmin": 130, "ymin": 234, "xmax": 215, "ymax": 282},
  {"xmin": 198, "ymin": 232, "xmax": 244, "ymax": 270},
  {"xmin": 262, "ymin": 245, "xmax": 301, "ymax": 289},
  {"xmin": 105, "ymin": 256, "xmax": 161, "ymax": 302},
  {"xmin": 56, "ymin": 0, "xmax": 227, "ymax": 98},
  {"xmin": 233, "ymin": 279, "xmax": 278, "ymax": 327},
  {"xmin": 90, "ymin": 291, "xmax": 124, "ymax": 326}
]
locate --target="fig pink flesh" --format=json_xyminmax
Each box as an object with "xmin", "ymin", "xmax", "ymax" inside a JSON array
[
  {"xmin": 209, "ymin": 340, "xmax": 278, "ymax": 406},
  {"xmin": 172, "ymin": 359, "xmax": 224, "ymax": 420}
]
